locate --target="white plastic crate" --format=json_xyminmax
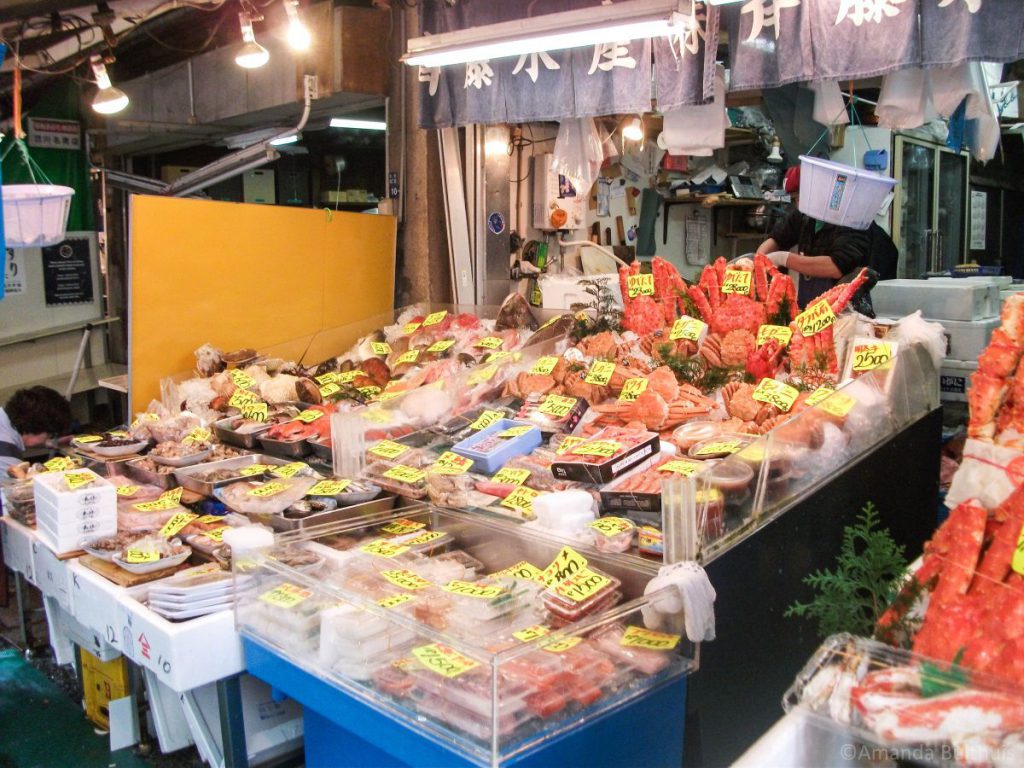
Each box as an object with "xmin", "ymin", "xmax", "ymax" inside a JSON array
[
  {"xmin": 927, "ymin": 316, "xmax": 999, "ymax": 362},
  {"xmin": 33, "ymin": 469, "xmax": 116, "ymax": 512},
  {"xmin": 36, "ymin": 517, "xmax": 116, "ymax": 555},
  {"xmin": 939, "ymin": 359, "xmax": 977, "ymax": 402},
  {"xmin": 872, "ymin": 279, "xmax": 999, "ymax": 321}
]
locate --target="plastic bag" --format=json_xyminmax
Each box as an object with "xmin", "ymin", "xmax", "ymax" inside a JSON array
[
  {"xmin": 809, "ymin": 81, "xmax": 849, "ymax": 126},
  {"xmin": 551, "ymin": 117, "xmax": 604, "ymax": 197}
]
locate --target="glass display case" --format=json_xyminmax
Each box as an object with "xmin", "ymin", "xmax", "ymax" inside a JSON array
[{"xmin": 235, "ymin": 505, "xmax": 696, "ymax": 766}]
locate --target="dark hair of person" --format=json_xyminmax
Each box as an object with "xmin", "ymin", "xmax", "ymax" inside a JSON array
[{"xmin": 5, "ymin": 386, "xmax": 73, "ymax": 437}]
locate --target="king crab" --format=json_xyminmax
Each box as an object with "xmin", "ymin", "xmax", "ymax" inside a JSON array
[{"xmin": 686, "ymin": 255, "xmax": 797, "ymax": 337}]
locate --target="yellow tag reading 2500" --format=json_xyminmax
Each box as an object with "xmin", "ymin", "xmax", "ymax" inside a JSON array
[
  {"xmin": 852, "ymin": 342, "xmax": 894, "ymax": 372},
  {"xmin": 500, "ymin": 486, "xmax": 541, "ymax": 514},
  {"xmin": 721, "ymin": 269, "xmax": 752, "ymax": 295}
]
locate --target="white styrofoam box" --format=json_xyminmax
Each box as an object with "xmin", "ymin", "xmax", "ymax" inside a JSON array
[
  {"xmin": 36, "ymin": 512, "xmax": 116, "ymax": 555},
  {"xmin": 872, "ymin": 279, "xmax": 999, "ymax": 321},
  {"xmin": 1, "ymin": 517, "xmax": 36, "ymax": 580},
  {"xmin": 940, "ymin": 359, "xmax": 977, "ymax": 402},
  {"xmin": 114, "ymin": 585, "xmax": 244, "ymax": 692},
  {"xmin": 928, "ymin": 275, "xmax": 1013, "ymax": 288},
  {"xmin": 928, "ymin": 316, "xmax": 1000, "ymax": 362},
  {"xmin": 1002, "ymin": 287, "xmax": 1024, "ymax": 302},
  {"xmin": 67, "ymin": 560, "xmax": 132, "ymax": 651},
  {"xmin": 33, "ymin": 469, "xmax": 116, "ymax": 515},
  {"xmin": 30, "ymin": 535, "xmax": 73, "ymax": 610},
  {"xmin": 35, "ymin": 496, "xmax": 117, "ymax": 532},
  {"xmin": 538, "ymin": 272, "xmax": 623, "ymax": 310}
]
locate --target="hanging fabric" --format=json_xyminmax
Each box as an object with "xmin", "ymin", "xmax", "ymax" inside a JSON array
[
  {"xmin": 723, "ymin": 0, "xmax": 814, "ymax": 91},
  {"xmin": 658, "ymin": 65, "xmax": 726, "ymax": 157},
  {"xmin": 921, "ymin": 0, "xmax": 1024, "ymax": 68},
  {"xmin": 807, "ymin": 0, "xmax": 919, "ymax": 82},
  {"xmin": 809, "ymin": 81, "xmax": 850, "ymax": 126},
  {"xmin": 653, "ymin": 3, "xmax": 719, "ymax": 111}
]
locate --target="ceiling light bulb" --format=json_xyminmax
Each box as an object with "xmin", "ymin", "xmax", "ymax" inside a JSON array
[
  {"xmin": 89, "ymin": 56, "xmax": 129, "ymax": 115},
  {"xmin": 284, "ymin": 0, "xmax": 311, "ymax": 51},
  {"xmin": 236, "ymin": 12, "xmax": 270, "ymax": 68},
  {"xmin": 622, "ymin": 116, "xmax": 644, "ymax": 142}
]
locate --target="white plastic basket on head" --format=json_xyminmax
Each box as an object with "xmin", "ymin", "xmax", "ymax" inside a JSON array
[
  {"xmin": 797, "ymin": 156, "xmax": 895, "ymax": 231},
  {"xmin": 2, "ymin": 183, "xmax": 75, "ymax": 247}
]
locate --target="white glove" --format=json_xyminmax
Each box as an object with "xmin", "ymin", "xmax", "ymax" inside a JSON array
[{"xmin": 765, "ymin": 250, "xmax": 790, "ymax": 268}]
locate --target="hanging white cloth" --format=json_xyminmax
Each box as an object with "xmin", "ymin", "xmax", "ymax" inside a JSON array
[
  {"xmin": 641, "ymin": 561, "xmax": 717, "ymax": 643},
  {"xmin": 809, "ymin": 81, "xmax": 850, "ymax": 126},
  {"xmin": 658, "ymin": 65, "xmax": 727, "ymax": 157}
]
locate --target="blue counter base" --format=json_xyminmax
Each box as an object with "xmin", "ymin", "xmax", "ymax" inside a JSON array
[{"xmin": 244, "ymin": 637, "xmax": 687, "ymax": 768}]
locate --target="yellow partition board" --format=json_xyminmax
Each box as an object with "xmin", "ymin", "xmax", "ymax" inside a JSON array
[{"xmin": 129, "ymin": 196, "xmax": 396, "ymax": 412}]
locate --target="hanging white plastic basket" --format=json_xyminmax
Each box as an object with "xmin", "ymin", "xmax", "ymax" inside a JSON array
[
  {"xmin": 798, "ymin": 156, "xmax": 895, "ymax": 231},
  {"xmin": 2, "ymin": 183, "xmax": 75, "ymax": 248}
]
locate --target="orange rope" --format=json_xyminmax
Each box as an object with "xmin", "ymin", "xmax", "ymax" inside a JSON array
[{"xmin": 13, "ymin": 66, "xmax": 23, "ymax": 140}]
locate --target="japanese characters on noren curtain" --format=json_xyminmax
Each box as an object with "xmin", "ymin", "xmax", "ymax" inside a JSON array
[{"xmin": 414, "ymin": 0, "xmax": 1024, "ymax": 129}]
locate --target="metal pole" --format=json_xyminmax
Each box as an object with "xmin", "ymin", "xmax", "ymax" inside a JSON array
[
  {"xmin": 216, "ymin": 674, "xmax": 248, "ymax": 768},
  {"xmin": 65, "ymin": 324, "xmax": 93, "ymax": 400}
]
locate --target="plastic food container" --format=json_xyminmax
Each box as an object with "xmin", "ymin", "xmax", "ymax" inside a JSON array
[
  {"xmin": 706, "ymin": 460, "xmax": 754, "ymax": 494},
  {"xmin": 362, "ymin": 463, "xmax": 430, "ymax": 500},
  {"xmin": 670, "ymin": 421, "xmax": 722, "ymax": 452},
  {"xmin": 688, "ymin": 434, "xmax": 752, "ymax": 460},
  {"xmin": 590, "ymin": 517, "xmax": 635, "ymax": 553},
  {"xmin": 550, "ymin": 429, "xmax": 659, "ymax": 484},
  {"xmin": 452, "ymin": 419, "xmax": 543, "ymax": 474},
  {"xmin": 541, "ymin": 567, "xmax": 622, "ymax": 623}
]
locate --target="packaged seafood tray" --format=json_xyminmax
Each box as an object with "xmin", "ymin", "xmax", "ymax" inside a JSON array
[
  {"xmin": 599, "ymin": 456, "xmax": 703, "ymax": 515},
  {"xmin": 550, "ymin": 428, "xmax": 660, "ymax": 484},
  {"xmin": 783, "ymin": 633, "xmax": 1024, "ymax": 768},
  {"xmin": 361, "ymin": 462, "xmax": 430, "ymax": 500},
  {"xmin": 238, "ymin": 505, "xmax": 695, "ymax": 766},
  {"xmin": 451, "ymin": 419, "xmax": 542, "ymax": 475},
  {"xmin": 364, "ymin": 438, "xmax": 429, "ymax": 471},
  {"xmin": 262, "ymin": 494, "xmax": 397, "ymax": 532},
  {"xmin": 123, "ymin": 457, "xmax": 179, "ymax": 490},
  {"xmin": 213, "ymin": 476, "xmax": 319, "ymax": 519},
  {"xmin": 515, "ymin": 392, "xmax": 589, "ymax": 434},
  {"xmin": 213, "ymin": 402, "xmax": 312, "ymax": 448},
  {"xmin": 172, "ymin": 454, "xmax": 292, "ymax": 495}
]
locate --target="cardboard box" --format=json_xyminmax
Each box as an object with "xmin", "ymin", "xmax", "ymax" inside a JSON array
[{"xmin": 551, "ymin": 432, "xmax": 659, "ymax": 484}]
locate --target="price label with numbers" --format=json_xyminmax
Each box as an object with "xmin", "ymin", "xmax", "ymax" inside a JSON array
[
  {"xmin": 396, "ymin": 349, "xmax": 420, "ymax": 365},
  {"xmin": 530, "ymin": 356, "xmax": 559, "ymax": 376},
  {"xmin": 130, "ymin": 413, "xmax": 160, "ymax": 429},
  {"xmin": 402, "ymin": 322, "xmax": 421, "ymax": 335},
  {"xmin": 555, "ymin": 436, "xmax": 586, "ymax": 455},
  {"xmin": 497, "ymin": 425, "xmax": 535, "ymax": 438},
  {"xmin": 404, "ymin": 530, "xmax": 446, "ymax": 547},
  {"xmin": 486, "ymin": 350, "xmax": 512, "ymax": 364},
  {"xmin": 160, "ymin": 512, "xmax": 198, "ymax": 538},
  {"xmin": 795, "ymin": 299, "xmax": 836, "ymax": 336},
  {"xmin": 161, "ymin": 487, "xmax": 183, "ymax": 504},
  {"xmin": 360, "ymin": 538, "xmax": 410, "ymax": 558},
  {"xmin": 554, "ymin": 567, "xmax": 612, "ymax": 603},
  {"xmin": 183, "ymin": 427, "xmax": 212, "ymax": 444},
  {"xmin": 44, "ymin": 457, "xmax": 77, "ymax": 472},
  {"xmin": 411, "ymin": 643, "xmax": 478, "ymax": 678},
  {"xmin": 427, "ymin": 339, "xmax": 455, "ymax": 353},
  {"xmin": 64, "ymin": 471, "xmax": 95, "ymax": 490},
  {"xmin": 203, "ymin": 527, "xmax": 229, "ymax": 542},
  {"xmin": 336, "ymin": 370, "xmax": 365, "ymax": 384},
  {"xmin": 429, "ymin": 452, "xmax": 473, "ymax": 476},
  {"xmin": 805, "ymin": 386, "xmax": 834, "ymax": 407},
  {"xmin": 240, "ymin": 464, "xmax": 274, "ymax": 477},
  {"xmin": 367, "ymin": 342, "xmax": 390, "ymax": 357},
  {"xmin": 382, "ymin": 465, "xmax": 426, "ymax": 484},
  {"xmin": 382, "ymin": 569, "xmax": 432, "ymax": 591},
  {"xmin": 537, "ymin": 314, "xmax": 564, "ymax": 331},
  {"xmin": 852, "ymin": 342, "xmax": 895, "ymax": 372},
  {"xmin": 538, "ymin": 394, "xmax": 577, "ymax": 419},
  {"xmin": 116, "ymin": 484, "xmax": 141, "ymax": 497},
  {"xmin": 229, "ymin": 369, "xmax": 255, "ymax": 389},
  {"xmin": 819, "ymin": 392, "xmax": 857, "ymax": 418},
  {"xmin": 474, "ymin": 336, "xmax": 503, "ymax": 350},
  {"xmin": 721, "ymin": 269, "xmax": 752, "ymax": 295},
  {"xmin": 271, "ymin": 462, "xmax": 307, "ymax": 479},
  {"xmin": 752, "ymin": 378, "xmax": 799, "ymax": 413},
  {"xmin": 379, "ymin": 594, "xmax": 414, "ymax": 610},
  {"xmin": 358, "ymin": 385, "xmax": 382, "ymax": 399},
  {"xmin": 467, "ymin": 365, "xmax": 497, "ymax": 386},
  {"xmin": 74, "ymin": 434, "xmax": 102, "ymax": 444},
  {"xmin": 543, "ymin": 637, "xmax": 583, "ymax": 654},
  {"xmin": 307, "ymin": 479, "xmax": 350, "ymax": 496},
  {"xmin": 314, "ymin": 372, "xmax": 337, "ymax": 386},
  {"xmin": 694, "ymin": 440, "xmax": 742, "ymax": 457},
  {"xmin": 228, "ymin": 389, "xmax": 262, "ymax": 409},
  {"xmin": 584, "ymin": 360, "xmax": 616, "ymax": 386},
  {"xmin": 491, "ymin": 467, "xmax": 530, "ymax": 486},
  {"xmin": 621, "ymin": 626, "xmax": 680, "ymax": 650},
  {"xmin": 443, "ymin": 580, "xmax": 506, "ymax": 599},
  {"xmin": 470, "ymin": 410, "xmax": 504, "ymax": 431},
  {"xmin": 590, "ymin": 517, "xmax": 634, "ymax": 536},
  {"xmin": 1012, "ymin": 523, "xmax": 1024, "ymax": 576},
  {"xmin": 380, "ymin": 518, "xmax": 425, "ymax": 535},
  {"xmin": 618, "ymin": 378, "xmax": 648, "ymax": 403},
  {"xmin": 570, "ymin": 440, "xmax": 621, "ymax": 458},
  {"xmin": 658, "ymin": 459, "xmax": 702, "ymax": 476},
  {"xmin": 757, "ymin": 324, "xmax": 793, "ymax": 347},
  {"xmin": 240, "ymin": 402, "xmax": 269, "ymax": 422},
  {"xmin": 670, "ymin": 317, "xmax": 707, "ymax": 342},
  {"xmin": 542, "ymin": 546, "xmax": 589, "ymax": 586},
  {"xmin": 368, "ymin": 440, "xmax": 410, "ymax": 460},
  {"xmin": 296, "ymin": 409, "xmax": 323, "ymax": 424},
  {"xmin": 247, "ymin": 481, "xmax": 288, "ymax": 497},
  {"xmin": 513, "ymin": 625, "xmax": 550, "ymax": 643},
  {"xmin": 259, "ymin": 583, "xmax": 312, "ymax": 609},
  {"xmin": 133, "ymin": 496, "xmax": 181, "ymax": 512},
  {"xmin": 319, "ymin": 382, "xmax": 341, "ymax": 398},
  {"xmin": 500, "ymin": 487, "xmax": 541, "ymax": 514},
  {"xmin": 627, "ymin": 273, "xmax": 655, "ymax": 297},
  {"xmin": 124, "ymin": 549, "xmax": 160, "ymax": 564},
  {"xmin": 422, "ymin": 311, "xmax": 447, "ymax": 326},
  {"xmin": 490, "ymin": 561, "xmax": 546, "ymax": 583}
]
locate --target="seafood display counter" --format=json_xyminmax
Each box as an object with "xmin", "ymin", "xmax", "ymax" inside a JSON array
[{"xmin": 237, "ymin": 505, "xmax": 696, "ymax": 768}]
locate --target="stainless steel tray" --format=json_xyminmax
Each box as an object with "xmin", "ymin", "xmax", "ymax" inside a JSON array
[
  {"xmin": 257, "ymin": 435, "xmax": 312, "ymax": 459},
  {"xmin": 258, "ymin": 494, "xmax": 396, "ymax": 532},
  {"xmin": 123, "ymin": 458, "xmax": 178, "ymax": 490},
  {"xmin": 173, "ymin": 454, "xmax": 291, "ymax": 496},
  {"xmin": 308, "ymin": 436, "xmax": 332, "ymax": 461},
  {"xmin": 213, "ymin": 417, "xmax": 270, "ymax": 449}
]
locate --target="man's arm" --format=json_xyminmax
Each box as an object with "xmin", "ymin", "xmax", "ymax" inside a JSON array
[
  {"xmin": 756, "ymin": 237, "xmax": 780, "ymax": 256},
  {"xmin": 786, "ymin": 252, "xmax": 843, "ymax": 279}
]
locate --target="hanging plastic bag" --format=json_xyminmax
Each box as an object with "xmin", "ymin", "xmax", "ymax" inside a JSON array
[
  {"xmin": 876, "ymin": 68, "xmax": 936, "ymax": 130},
  {"xmin": 809, "ymin": 81, "xmax": 850, "ymax": 126},
  {"xmin": 551, "ymin": 117, "xmax": 604, "ymax": 199}
]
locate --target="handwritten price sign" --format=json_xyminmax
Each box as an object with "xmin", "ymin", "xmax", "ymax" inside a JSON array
[
  {"xmin": 538, "ymin": 394, "xmax": 577, "ymax": 419},
  {"xmin": 752, "ymin": 378, "xmax": 799, "ymax": 413},
  {"xmin": 627, "ymin": 273, "xmax": 655, "ymax": 298},
  {"xmin": 757, "ymin": 324, "xmax": 793, "ymax": 347},
  {"xmin": 670, "ymin": 317, "xmax": 706, "ymax": 342},
  {"xmin": 584, "ymin": 360, "xmax": 616, "ymax": 386},
  {"xmin": 474, "ymin": 336, "xmax": 503, "ymax": 350},
  {"xmin": 371, "ymin": 342, "xmax": 392, "ymax": 356},
  {"xmin": 530, "ymin": 356, "xmax": 559, "ymax": 376},
  {"xmin": 852, "ymin": 342, "xmax": 894, "ymax": 372},
  {"xmin": 618, "ymin": 377, "xmax": 648, "ymax": 403},
  {"xmin": 721, "ymin": 270, "xmax": 752, "ymax": 295},
  {"xmin": 795, "ymin": 299, "xmax": 836, "ymax": 336}
]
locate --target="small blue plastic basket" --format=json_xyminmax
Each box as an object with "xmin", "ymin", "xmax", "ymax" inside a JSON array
[{"xmin": 451, "ymin": 419, "xmax": 543, "ymax": 474}]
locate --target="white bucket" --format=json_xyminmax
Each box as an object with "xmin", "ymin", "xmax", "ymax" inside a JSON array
[
  {"xmin": 2, "ymin": 184, "xmax": 75, "ymax": 248},
  {"xmin": 797, "ymin": 156, "xmax": 895, "ymax": 231}
]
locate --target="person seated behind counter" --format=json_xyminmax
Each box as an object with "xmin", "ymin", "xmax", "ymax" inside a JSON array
[
  {"xmin": 0, "ymin": 386, "xmax": 73, "ymax": 474},
  {"xmin": 756, "ymin": 167, "xmax": 871, "ymax": 309}
]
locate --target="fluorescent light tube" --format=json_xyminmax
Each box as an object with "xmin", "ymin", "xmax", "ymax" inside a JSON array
[{"xmin": 330, "ymin": 118, "xmax": 387, "ymax": 131}]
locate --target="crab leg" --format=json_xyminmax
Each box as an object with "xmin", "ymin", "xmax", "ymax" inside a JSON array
[
  {"xmin": 713, "ymin": 256, "xmax": 727, "ymax": 285},
  {"xmin": 700, "ymin": 265, "xmax": 721, "ymax": 310},
  {"xmin": 687, "ymin": 285, "xmax": 713, "ymax": 323},
  {"xmin": 754, "ymin": 254, "xmax": 769, "ymax": 302},
  {"xmin": 618, "ymin": 265, "xmax": 630, "ymax": 308},
  {"xmin": 788, "ymin": 322, "xmax": 806, "ymax": 369},
  {"xmin": 819, "ymin": 325, "xmax": 838, "ymax": 375}
]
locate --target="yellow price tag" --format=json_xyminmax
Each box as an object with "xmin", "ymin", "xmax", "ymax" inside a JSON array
[
  {"xmin": 116, "ymin": 484, "xmax": 141, "ymax": 496},
  {"xmin": 228, "ymin": 389, "xmax": 261, "ymax": 408},
  {"xmin": 620, "ymin": 625, "xmax": 680, "ymax": 651},
  {"xmin": 490, "ymin": 561, "xmax": 546, "ymax": 584},
  {"xmin": 380, "ymin": 518, "xmax": 426, "ymax": 535},
  {"xmin": 442, "ymin": 580, "xmax": 506, "ymax": 599},
  {"xmin": 497, "ymin": 425, "xmax": 535, "ymax": 438},
  {"xmin": 427, "ymin": 339, "xmax": 455, "ymax": 353},
  {"xmin": 319, "ymin": 382, "xmax": 341, "ymax": 398},
  {"xmin": 314, "ymin": 372, "xmax": 337, "ymax": 386},
  {"xmin": 396, "ymin": 349, "xmax": 420, "ymax": 365},
  {"xmin": 485, "ymin": 350, "xmax": 512, "ymax": 364},
  {"xmin": 229, "ymin": 369, "xmax": 255, "ymax": 389},
  {"xmin": 296, "ymin": 409, "xmax": 323, "ymax": 424},
  {"xmin": 64, "ymin": 471, "xmax": 95, "ymax": 490},
  {"xmin": 202, "ymin": 526, "xmax": 229, "ymax": 543},
  {"xmin": 247, "ymin": 481, "xmax": 288, "ymax": 497},
  {"xmin": 474, "ymin": 336, "xmax": 504, "ymax": 350},
  {"xmin": 805, "ymin": 386, "xmax": 835, "ymax": 407},
  {"xmin": 721, "ymin": 269, "xmax": 752, "ymax": 295},
  {"xmin": 402, "ymin": 322, "xmax": 422, "ymax": 335},
  {"xmin": 259, "ymin": 582, "xmax": 312, "ymax": 609},
  {"xmin": 411, "ymin": 643, "xmax": 479, "ymax": 678},
  {"xmin": 358, "ymin": 385, "xmax": 382, "ymax": 399},
  {"xmin": 360, "ymin": 407, "xmax": 390, "ymax": 424},
  {"xmin": 428, "ymin": 451, "xmax": 473, "ymax": 476},
  {"xmin": 757, "ymin": 324, "xmax": 793, "ymax": 347},
  {"xmin": 538, "ymin": 394, "xmax": 577, "ymax": 419},
  {"xmin": 584, "ymin": 360, "xmax": 616, "ymax": 386},
  {"xmin": 543, "ymin": 637, "xmax": 584, "ymax": 654},
  {"xmin": 307, "ymin": 479, "xmax": 350, "ymax": 496},
  {"xmin": 553, "ymin": 567, "xmax": 612, "ymax": 603},
  {"xmin": 1012, "ymin": 522, "xmax": 1024, "ymax": 576},
  {"xmin": 337, "ymin": 370, "xmax": 365, "ymax": 384},
  {"xmin": 470, "ymin": 410, "xmax": 504, "ymax": 431},
  {"xmin": 513, "ymin": 625, "xmax": 550, "ymax": 642},
  {"xmin": 618, "ymin": 378, "xmax": 648, "ymax": 403},
  {"xmin": 852, "ymin": 342, "xmax": 894, "ymax": 372},
  {"xmin": 752, "ymin": 378, "xmax": 799, "ymax": 413},
  {"xmin": 240, "ymin": 402, "xmax": 269, "ymax": 422},
  {"xmin": 530, "ymin": 356, "xmax": 559, "ymax": 376},
  {"xmin": 360, "ymin": 538, "xmax": 410, "ymax": 558},
  {"xmin": 403, "ymin": 530, "xmax": 446, "ymax": 547},
  {"xmin": 368, "ymin": 440, "xmax": 410, "ymax": 460},
  {"xmin": 501, "ymin": 486, "xmax": 541, "ymax": 514},
  {"xmin": 819, "ymin": 392, "xmax": 857, "ymax": 418},
  {"xmin": 159, "ymin": 512, "xmax": 198, "ymax": 538},
  {"xmin": 570, "ymin": 440, "xmax": 621, "ymax": 458},
  {"xmin": 491, "ymin": 467, "xmax": 530, "ymax": 486},
  {"xmin": 107, "ymin": 431, "xmax": 130, "ymax": 439},
  {"xmin": 130, "ymin": 413, "xmax": 160, "ymax": 429},
  {"xmin": 542, "ymin": 546, "xmax": 589, "ymax": 586},
  {"xmin": 271, "ymin": 462, "xmax": 307, "ymax": 479},
  {"xmin": 371, "ymin": 341, "xmax": 392, "ymax": 356},
  {"xmin": 627, "ymin": 273, "xmax": 655, "ymax": 298},
  {"xmin": 379, "ymin": 594, "xmax": 414, "ymax": 609},
  {"xmin": 670, "ymin": 317, "xmax": 706, "ymax": 342},
  {"xmin": 239, "ymin": 464, "xmax": 274, "ymax": 477},
  {"xmin": 161, "ymin": 487, "xmax": 184, "ymax": 504},
  {"xmin": 183, "ymin": 427, "xmax": 211, "ymax": 444},
  {"xmin": 422, "ymin": 311, "xmax": 448, "ymax": 327},
  {"xmin": 555, "ymin": 436, "xmax": 587, "ymax": 455},
  {"xmin": 537, "ymin": 314, "xmax": 564, "ymax": 331},
  {"xmin": 590, "ymin": 517, "xmax": 633, "ymax": 536},
  {"xmin": 124, "ymin": 549, "xmax": 160, "ymax": 564},
  {"xmin": 44, "ymin": 456, "xmax": 77, "ymax": 472},
  {"xmin": 74, "ymin": 434, "xmax": 103, "ymax": 444},
  {"xmin": 795, "ymin": 299, "xmax": 837, "ymax": 336},
  {"xmin": 467, "ymin": 365, "xmax": 497, "ymax": 386},
  {"xmin": 381, "ymin": 569, "xmax": 432, "ymax": 591},
  {"xmin": 382, "ymin": 465, "xmax": 426, "ymax": 484},
  {"xmin": 694, "ymin": 440, "xmax": 742, "ymax": 457},
  {"xmin": 132, "ymin": 497, "xmax": 180, "ymax": 512},
  {"xmin": 658, "ymin": 459, "xmax": 702, "ymax": 476}
]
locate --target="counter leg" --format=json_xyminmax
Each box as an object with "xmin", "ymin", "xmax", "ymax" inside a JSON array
[{"xmin": 217, "ymin": 674, "xmax": 248, "ymax": 768}]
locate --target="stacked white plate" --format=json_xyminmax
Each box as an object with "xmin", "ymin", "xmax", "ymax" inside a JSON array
[{"xmin": 147, "ymin": 564, "xmax": 252, "ymax": 620}]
